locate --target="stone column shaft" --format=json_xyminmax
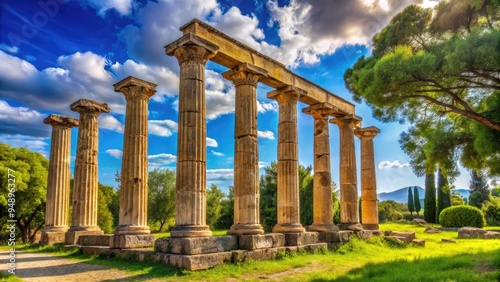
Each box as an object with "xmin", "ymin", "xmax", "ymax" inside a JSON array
[
  {"xmin": 113, "ymin": 76, "xmax": 157, "ymax": 235},
  {"xmin": 268, "ymin": 86, "xmax": 305, "ymax": 233},
  {"xmin": 165, "ymin": 36, "xmax": 218, "ymax": 238},
  {"xmin": 68, "ymin": 99, "xmax": 110, "ymax": 233},
  {"xmin": 331, "ymin": 115, "xmax": 361, "ymax": 227},
  {"xmin": 355, "ymin": 127, "xmax": 380, "ymax": 230},
  {"xmin": 303, "ymin": 104, "xmax": 338, "ymax": 232},
  {"xmin": 42, "ymin": 115, "xmax": 78, "ymax": 244},
  {"xmin": 223, "ymin": 63, "xmax": 266, "ymax": 235}
]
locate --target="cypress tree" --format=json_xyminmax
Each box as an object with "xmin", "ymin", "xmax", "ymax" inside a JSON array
[
  {"xmin": 414, "ymin": 186, "xmax": 421, "ymax": 217},
  {"xmin": 424, "ymin": 172, "xmax": 437, "ymax": 223},
  {"xmin": 408, "ymin": 187, "xmax": 415, "ymax": 217},
  {"xmin": 437, "ymin": 169, "xmax": 451, "ymax": 222}
]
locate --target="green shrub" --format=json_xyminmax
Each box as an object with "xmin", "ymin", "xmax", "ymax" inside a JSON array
[
  {"xmin": 439, "ymin": 205, "xmax": 486, "ymax": 228},
  {"xmin": 482, "ymin": 197, "xmax": 500, "ymax": 226}
]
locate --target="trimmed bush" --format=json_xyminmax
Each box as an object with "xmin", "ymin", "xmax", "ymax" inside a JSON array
[
  {"xmin": 482, "ymin": 197, "xmax": 500, "ymax": 226},
  {"xmin": 439, "ymin": 205, "xmax": 486, "ymax": 228}
]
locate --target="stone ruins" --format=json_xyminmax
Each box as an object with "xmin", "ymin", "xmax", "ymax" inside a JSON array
[{"xmin": 40, "ymin": 19, "xmax": 381, "ymax": 270}]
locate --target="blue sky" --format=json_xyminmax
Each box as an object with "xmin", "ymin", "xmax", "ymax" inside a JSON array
[{"xmin": 1, "ymin": 0, "xmax": 471, "ymax": 193}]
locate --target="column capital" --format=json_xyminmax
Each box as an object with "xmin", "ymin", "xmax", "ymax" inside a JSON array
[
  {"xmin": 222, "ymin": 63, "xmax": 268, "ymax": 86},
  {"xmin": 355, "ymin": 126, "xmax": 380, "ymax": 139},
  {"xmin": 114, "ymin": 76, "xmax": 157, "ymax": 100},
  {"xmin": 330, "ymin": 114, "xmax": 362, "ymax": 128},
  {"xmin": 70, "ymin": 99, "xmax": 111, "ymax": 115},
  {"xmin": 267, "ymin": 85, "xmax": 306, "ymax": 103},
  {"xmin": 165, "ymin": 33, "xmax": 218, "ymax": 65},
  {"xmin": 44, "ymin": 114, "xmax": 79, "ymax": 128},
  {"xmin": 302, "ymin": 102, "xmax": 338, "ymax": 120}
]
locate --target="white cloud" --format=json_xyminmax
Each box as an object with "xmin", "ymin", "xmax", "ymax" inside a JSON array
[
  {"xmin": 378, "ymin": 160, "xmax": 411, "ymax": 170},
  {"xmin": 0, "ymin": 134, "xmax": 49, "ymax": 157},
  {"xmin": 206, "ymin": 137, "xmax": 218, "ymax": 147},
  {"xmin": 99, "ymin": 115, "xmax": 124, "ymax": 133},
  {"xmin": 211, "ymin": 150, "xmax": 224, "ymax": 156},
  {"xmin": 0, "ymin": 44, "xmax": 18, "ymax": 54},
  {"xmin": 0, "ymin": 100, "xmax": 49, "ymax": 137},
  {"xmin": 206, "ymin": 168, "xmax": 234, "ymax": 181},
  {"xmin": 148, "ymin": 119, "xmax": 178, "ymax": 137},
  {"xmin": 257, "ymin": 130, "xmax": 275, "ymax": 140},
  {"xmin": 257, "ymin": 101, "xmax": 278, "ymax": 113},
  {"xmin": 80, "ymin": 0, "xmax": 133, "ymax": 16},
  {"xmin": 258, "ymin": 162, "xmax": 267, "ymax": 168},
  {"xmin": 105, "ymin": 149, "xmax": 123, "ymax": 158},
  {"xmin": 148, "ymin": 153, "xmax": 177, "ymax": 168}
]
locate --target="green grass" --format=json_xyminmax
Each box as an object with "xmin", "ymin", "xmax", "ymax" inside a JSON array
[{"xmin": 2, "ymin": 223, "xmax": 500, "ymax": 281}]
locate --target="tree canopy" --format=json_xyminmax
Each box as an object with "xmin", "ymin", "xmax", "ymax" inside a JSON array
[
  {"xmin": 147, "ymin": 168, "xmax": 176, "ymax": 232},
  {"xmin": 346, "ymin": 0, "xmax": 500, "ymax": 175}
]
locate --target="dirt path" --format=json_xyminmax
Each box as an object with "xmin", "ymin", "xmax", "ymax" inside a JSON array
[{"xmin": 0, "ymin": 251, "xmax": 148, "ymax": 281}]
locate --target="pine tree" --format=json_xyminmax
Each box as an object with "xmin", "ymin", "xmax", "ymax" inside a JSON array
[
  {"xmin": 437, "ymin": 169, "xmax": 451, "ymax": 222},
  {"xmin": 408, "ymin": 187, "xmax": 415, "ymax": 217},
  {"xmin": 424, "ymin": 173, "xmax": 437, "ymax": 223},
  {"xmin": 414, "ymin": 186, "xmax": 421, "ymax": 217},
  {"xmin": 469, "ymin": 170, "xmax": 491, "ymax": 208}
]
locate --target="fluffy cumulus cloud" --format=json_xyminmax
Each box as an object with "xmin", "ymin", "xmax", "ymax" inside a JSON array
[
  {"xmin": 105, "ymin": 148, "xmax": 123, "ymax": 158},
  {"xmin": 378, "ymin": 160, "xmax": 411, "ymax": 169},
  {"xmin": 0, "ymin": 100, "xmax": 49, "ymax": 137},
  {"xmin": 148, "ymin": 119, "xmax": 178, "ymax": 137},
  {"xmin": 148, "ymin": 153, "xmax": 177, "ymax": 168},
  {"xmin": 206, "ymin": 168, "xmax": 234, "ymax": 182},
  {"xmin": 99, "ymin": 115, "xmax": 124, "ymax": 133},
  {"xmin": 0, "ymin": 134, "xmax": 49, "ymax": 157},
  {"xmin": 257, "ymin": 130, "xmax": 275, "ymax": 140},
  {"xmin": 80, "ymin": 0, "xmax": 133, "ymax": 16},
  {"xmin": 206, "ymin": 137, "xmax": 218, "ymax": 147}
]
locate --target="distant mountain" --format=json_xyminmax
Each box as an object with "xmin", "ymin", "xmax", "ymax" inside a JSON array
[
  {"xmin": 378, "ymin": 186, "xmax": 470, "ymax": 203},
  {"xmin": 378, "ymin": 186, "xmax": 424, "ymax": 203}
]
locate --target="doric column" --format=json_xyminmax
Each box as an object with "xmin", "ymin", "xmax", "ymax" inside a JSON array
[
  {"xmin": 268, "ymin": 86, "xmax": 306, "ymax": 233},
  {"xmin": 330, "ymin": 115, "xmax": 361, "ymax": 228},
  {"xmin": 165, "ymin": 34, "xmax": 218, "ymax": 238},
  {"xmin": 355, "ymin": 126, "xmax": 380, "ymax": 230},
  {"xmin": 303, "ymin": 103, "xmax": 339, "ymax": 232},
  {"xmin": 113, "ymin": 76, "xmax": 157, "ymax": 235},
  {"xmin": 67, "ymin": 99, "xmax": 110, "ymax": 239},
  {"xmin": 223, "ymin": 63, "xmax": 267, "ymax": 235},
  {"xmin": 42, "ymin": 114, "xmax": 79, "ymax": 244}
]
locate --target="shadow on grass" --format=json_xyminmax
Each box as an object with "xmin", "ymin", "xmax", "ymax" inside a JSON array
[{"xmin": 312, "ymin": 250, "xmax": 500, "ymax": 282}]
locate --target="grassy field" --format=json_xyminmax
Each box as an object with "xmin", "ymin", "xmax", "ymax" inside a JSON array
[{"xmin": 1, "ymin": 222, "xmax": 499, "ymax": 281}]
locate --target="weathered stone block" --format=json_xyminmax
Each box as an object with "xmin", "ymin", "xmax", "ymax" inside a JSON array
[
  {"xmin": 484, "ymin": 231, "xmax": 500, "ymax": 239},
  {"xmin": 110, "ymin": 234, "xmax": 155, "ymax": 249},
  {"xmin": 354, "ymin": 230, "xmax": 373, "ymax": 240},
  {"xmin": 458, "ymin": 227, "xmax": 488, "ymax": 239},
  {"xmin": 155, "ymin": 236, "xmax": 238, "ymax": 255},
  {"xmin": 169, "ymin": 252, "xmax": 233, "ymax": 271},
  {"xmin": 65, "ymin": 230, "xmax": 103, "ymax": 245},
  {"xmin": 318, "ymin": 231, "xmax": 353, "ymax": 243},
  {"xmin": 238, "ymin": 234, "xmax": 285, "ymax": 250},
  {"xmin": 41, "ymin": 231, "xmax": 66, "ymax": 245},
  {"xmin": 388, "ymin": 231, "xmax": 416, "ymax": 244},
  {"xmin": 441, "ymin": 238, "xmax": 456, "ymax": 243},
  {"xmin": 411, "ymin": 239, "xmax": 425, "ymax": 247},
  {"xmin": 80, "ymin": 235, "xmax": 113, "ymax": 246},
  {"xmin": 284, "ymin": 232, "xmax": 318, "ymax": 246},
  {"xmin": 424, "ymin": 227, "xmax": 441, "ymax": 234},
  {"xmin": 81, "ymin": 246, "xmax": 108, "ymax": 256},
  {"xmin": 384, "ymin": 236, "xmax": 407, "ymax": 245},
  {"xmin": 297, "ymin": 243, "xmax": 328, "ymax": 253}
]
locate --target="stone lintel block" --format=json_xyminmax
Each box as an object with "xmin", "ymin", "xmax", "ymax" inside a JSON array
[
  {"xmin": 44, "ymin": 114, "xmax": 79, "ymax": 128},
  {"xmin": 169, "ymin": 252, "xmax": 232, "ymax": 271},
  {"xmin": 113, "ymin": 76, "xmax": 158, "ymax": 94},
  {"xmin": 165, "ymin": 33, "xmax": 219, "ymax": 56},
  {"xmin": 267, "ymin": 85, "xmax": 307, "ymax": 100},
  {"xmin": 238, "ymin": 234, "xmax": 285, "ymax": 250},
  {"xmin": 284, "ymin": 232, "xmax": 318, "ymax": 246},
  {"xmin": 80, "ymin": 234, "xmax": 114, "ymax": 246},
  {"xmin": 155, "ymin": 236, "xmax": 238, "ymax": 255},
  {"xmin": 41, "ymin": 231, "xmax": 66, "ymax": 245},
  {"xmin": 222, "ymin": 63, "xmax": 268, "ymax": 79},
  {"xmin": 65, "ymin": 230, "xmax": 103, "ymax": 245},
  {"xmin": 70, "ymin": 98, "xmax": 110, "ymax": 114},
  {"xmin": 110, "ymin": 234, "xmax": 155, "ymax": 249},
  {"xmin": 388, "ymin": 231, "xmax": 416, "ymax": 244},
  {"xmin": 318, "ymin": 231, "xmax": 353, "ymax": 243}
]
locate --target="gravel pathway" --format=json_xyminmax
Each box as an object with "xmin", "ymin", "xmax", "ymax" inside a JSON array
[{"xmin": 0, "ymin": 251, "xmax": 147, "ymax": 281}]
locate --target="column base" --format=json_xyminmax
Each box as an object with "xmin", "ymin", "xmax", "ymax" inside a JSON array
[
  {"xmin": 338, "ymin": 223, "xmax": 363, "ymax": 231},
  {"xmin": 65, "ymin": 229, "xmax": 104, "ymax": 245},
  {"xmin": 41, "ymin": 228, "xmax": 68, "ymax": 245},
  {"xmin": 362, "ymin": 223, "xmax": 380, "ymax": 230},
  {"xmin": 308, "ymin": 223, "xmax": 339, "ymax": 232},
  {"xmin": 272, "ymin": 223, "xmax": 305, "ymax": 233},
  {"xmin": 170, "ymin": 225, "xmax": 212, "ymax": 238},
  {"xmin": 227, "ymin": 224, "xmax": 264, "ymax": 235},
  {"xmin": 113, "ymin": 224, "xmax": 151, "ymax": 235}
]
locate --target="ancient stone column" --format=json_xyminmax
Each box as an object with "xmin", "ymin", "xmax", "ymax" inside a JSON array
[
  {"xmin": 268, "ymin": 86, "xmax": 305, "ymax": 233},
  {"xmin": 355, "ymin": 126, "xmax": 380, "ymax": 230},
  {"xmin": 223, "ymin": 63, "xmax": 267, "ymax": 235},
  {"xmin": 66, "ymin": 99, "xmax": 110, "ymax": 244},
  {"xmin": 165, "ymin": 35, "xmax": 218, "ymax": 238},
  {"xmin": 113, "ymin": 76, "xmax": 157, "ymax": 235},
  {"xmin": 303, "ymin": 103, "xmax": 339, "ymax": 232},
  {"xmin": 331, "ymin": 115, "xmax": 361, "ymax": 228},
  {"xmin": 42, "ymin": 114, "xmax": 79, "ymax": 245}
]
